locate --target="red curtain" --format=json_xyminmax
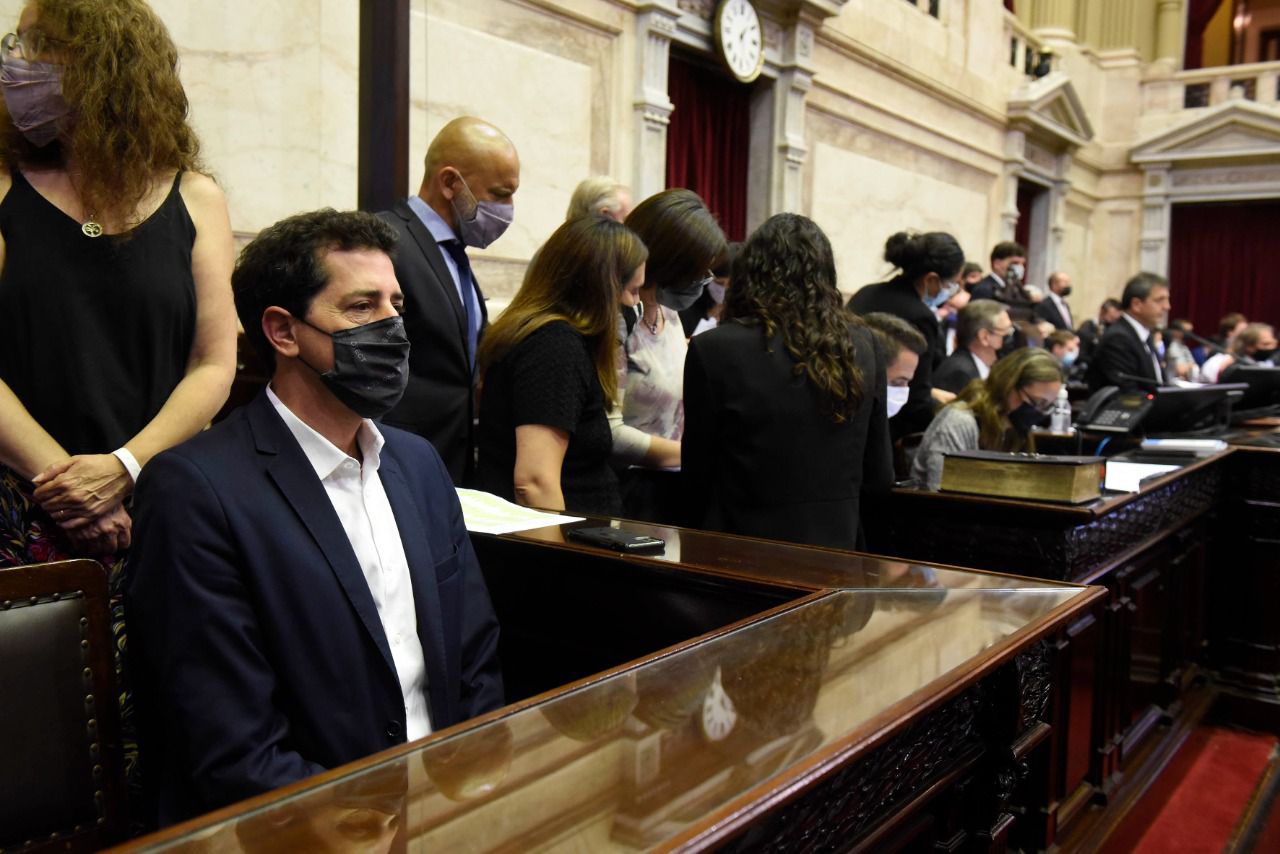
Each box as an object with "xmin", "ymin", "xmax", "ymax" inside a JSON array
[
  {"xmin": 665, "ymin": 53, "xmax": 750, "ymax": 242},
  {"xmin": 1184, "ymin": 0, "xmax": 1225, "ymax": 70},
  {"xmin": 1168, "ymin": 201, "xmax": 1280, "ymax": 333}
]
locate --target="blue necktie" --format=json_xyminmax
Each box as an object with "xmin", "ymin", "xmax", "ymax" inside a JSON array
[{"xmin": 442, "ymin": 239, "xmax": 480, "ymax": 371}]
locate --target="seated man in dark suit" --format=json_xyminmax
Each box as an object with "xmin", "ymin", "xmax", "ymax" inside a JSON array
[
  {"xmin": 126, "ymin": 210, "xmax": 504, "ymax": 827},
  {"xmin": 1034, "ymin": 271, "xmax": 1075, "ymax": 330},
  {"xmin": 1075, "ymin": 297, "xmax": 1122, "ymax": 368},
  {"xmin": 934, "ymin": 299, "xmax": 1012, "ymax": 394},
  {"xmin": 378, "ymin": 117, "xmax": 520, "ymax": 485},
  {"xmin": 1085, "ymin": 272, "xmax": 1170, "ymax": 392}
]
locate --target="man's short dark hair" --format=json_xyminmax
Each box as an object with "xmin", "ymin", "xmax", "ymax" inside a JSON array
[
  {"xmin": 961, "ymin": 261, "xmax": 983, "ymax": 278},
  {"xmin": 990, "ymin": 241, "xmax": 1026, "ymax": 263},
  {"xmin": 1120, "ymin": 272, "xmax": 1168, "ymax": 313},
  {"xmin": 233, "ymin": 209, "xmax": 399, "ymax": 366},
  {"xmin": 1045, "ymin": 329, "xmax": 1078, "ymax": 351},
  {"xmin": 1101, "ymin": 298, "xmax": 1122, "ymax": 311},
  {"xmin": 957, "ymin": 299, "xmax": 1008, "ymax": 348},
  {"xmin": 860, "ymin": 311, "xmax": 928, "ymax": 365}
]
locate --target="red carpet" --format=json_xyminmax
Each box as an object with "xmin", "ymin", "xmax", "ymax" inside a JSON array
[{"xmin": 1132, "ymin": 727, "xmax": 1277, "ymax": 853}]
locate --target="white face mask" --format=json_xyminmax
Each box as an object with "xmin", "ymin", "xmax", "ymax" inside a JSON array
[
  {"xmin": 1006, "ymin": 262, "xmax": 1025, "ymax": 283},
  {"xmin": 706, "ymin": 281, "xmax": 727, "ymax": 305},
  {"xmin": 886, "ymin": 385, "xmax": 911, "ymax": 418}
]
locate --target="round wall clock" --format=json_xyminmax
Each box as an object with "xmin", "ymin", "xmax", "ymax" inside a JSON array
[{"xmin": 714, "ymin": 0, "xmax": 765, "ymax": 84}]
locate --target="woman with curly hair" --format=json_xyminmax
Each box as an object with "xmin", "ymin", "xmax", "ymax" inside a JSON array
[
  {"xmin": 0, "ymin": 0, "xmax": 236, "ymax": 564},
  {"xmin": 911, "ymin": 348, "xmax": 1063, "ymax": 491},
  {"xmin": 477, "ymin": 216, "xmax": 647, "ymax": 515},
  {"xmin": 681, "ymin": 213, "xmax": 893, "ymax": 550}
]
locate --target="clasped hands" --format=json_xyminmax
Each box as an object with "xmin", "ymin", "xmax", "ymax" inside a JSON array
[{"xmin": 32, "ymin": 453, "xmax": 133, "ymax": 556}]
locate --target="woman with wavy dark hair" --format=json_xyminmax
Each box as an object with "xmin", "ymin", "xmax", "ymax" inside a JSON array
[
  {"xmin": 0, "ymin": 0, "xmax": 236, "ymax": 565},
  {"xmin": 682, "ymin": 213, "xmax": 893, "ymax": 550},
  {"xmin": 477, "ymin": 216, "xmax": 647, "ymax": 515}
]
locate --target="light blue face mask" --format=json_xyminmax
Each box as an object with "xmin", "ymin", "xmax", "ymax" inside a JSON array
[
  {"xmin": 923, "ymin": 279, "xmax": 959, "ymax": 311},
  {"xmin": 1061, "ymin": 349, "xmax": 1078, "ymax": 368}
]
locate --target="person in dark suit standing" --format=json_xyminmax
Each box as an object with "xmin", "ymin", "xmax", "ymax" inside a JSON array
[
  {"xmin": 1085, "ymin": 272, "xmax": 1171, "ymax": 392},
  {"xmin": 684, "ymin": 214, "xmax": 893, "ymax": 551},
  {"xmin": 377, "ymin": 117, "xmax": 520, "ymax": 485},
  {"xmin": 1075, "ymin": 297, "xmax": 1123, "ymax": 368},
  {"xmin": 126, "ymin": 210, "xmax": 504, "ymax": 827},
  {"xmin": 1035, "ymin": 271, "xmax": 1075, "ymax": 330},
  {"xmin": 934, "ymin": 299, "xmax": 1013, "ymax": 395},
  {"xmin": 848, "ymin": 230, "xmax": 966, "ymax": 438},
  {"xmin": 970, "ymin": 241, "xmax": 1026, "ymax": 303}
]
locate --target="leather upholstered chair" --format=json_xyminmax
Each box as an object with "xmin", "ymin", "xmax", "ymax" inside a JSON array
[{"xmin": 0, "ymin": 559, "xmax": 125, "ymax": 852}]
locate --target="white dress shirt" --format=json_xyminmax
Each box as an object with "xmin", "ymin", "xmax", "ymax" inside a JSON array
[
  {"xmin": 971, "ymin": 350, "xmax": 991, "ymax": 380},
  {"xmin": 268, "ymin": 387, "xmax": 432, "ymax": 740},
  {"xmin": 1048, "ymin": 291, "xmax": 1073, "ymax": 328},
  {"xmin": 1121, "ymin": 312, "xmax": 1164, "ymax": 384}
]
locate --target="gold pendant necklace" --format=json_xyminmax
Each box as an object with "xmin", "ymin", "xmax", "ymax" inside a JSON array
[{"xmin": 81, "ymin": 216, "xmax": 103, "ymax": 238}]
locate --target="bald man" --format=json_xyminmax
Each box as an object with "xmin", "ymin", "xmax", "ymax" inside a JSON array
[{"xmin": 378, "ymin": 117, "xmax": 521, "ymax": 484}]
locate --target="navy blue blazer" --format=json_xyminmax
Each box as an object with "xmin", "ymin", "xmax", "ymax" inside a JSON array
[{"xmin": 126, "ymin": 392, "xmax": 503, "ymax": 826}]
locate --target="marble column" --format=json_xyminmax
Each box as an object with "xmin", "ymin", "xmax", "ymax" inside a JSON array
[
  {"xmin": 1030, "ymin": 0, "xmax": 1077, "ymax": 45},
  {"xmin": 767, "ymin": 16, "xmax": 817, "ymax": 218},
  {"xmin": 632, "ymin": 0, "xmax": 681, "ymax": 202},
  {"xmin": 1155, "ymin": 0, "xmax": 1185, "ymax": 67},
  {"xmin": 1000, "ymin": 130, "xmax": 1026, "ymax": 240},
  {"xmin": 1139, "ymin": 164, "xmax": 1172, "ymax": 276},
  {"xmin": 1094, "ymin": 0, "xmax": 1139, "ymax": 50}
]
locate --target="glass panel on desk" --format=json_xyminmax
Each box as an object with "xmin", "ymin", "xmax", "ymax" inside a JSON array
[
  {"xmin": 504, "ymin": 522, "xmax": 1062, "ymax": 591},
  {"xmin": 154, "ymin": 586, "xmax": 1082, "ymax": 852}
]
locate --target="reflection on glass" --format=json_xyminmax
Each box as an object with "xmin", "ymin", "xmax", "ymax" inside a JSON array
[{"xmin": 146, "ymin": 586, "xmax": 1081, "ymax": 852}]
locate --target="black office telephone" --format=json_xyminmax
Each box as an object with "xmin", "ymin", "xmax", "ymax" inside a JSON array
[{"xmin": 1079, "ymin": 386, "xmax": 1156, "ymax": 433}]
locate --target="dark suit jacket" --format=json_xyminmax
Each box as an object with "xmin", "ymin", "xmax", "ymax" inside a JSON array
[
  {"xmin": 971, "ymin": 273, "xmax": 1000, "ymax": 301},
  {"xmin": 377, "ymin": 202, "xmax": 488, "ymax": 485},
  {"xmin": 682, "ymin": 321, "xmax": 894, "ymax": 551},
  {"xmin": 848, "ymin": 276, "xmax": 944, "ymax": 438},
  {"xmin": 1035, "ymin": 296, "xmax": 1072, "ymax": 330},
  {"xmin": 126, "ymin": 392, "xmax": 504, "ymax": 826},
  {"xmin": 933, "ymin": 348, "xmax": 984, "ymax": 395},
  {"xmin": 1085, "ymin": 316, "xmax": 1162, "ymax": 392}
]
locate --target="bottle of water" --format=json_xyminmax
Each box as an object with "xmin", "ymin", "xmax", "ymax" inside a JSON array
[{"xmin": 1050, "ymin": 385, "xmax": 1072, "ymax": 434}]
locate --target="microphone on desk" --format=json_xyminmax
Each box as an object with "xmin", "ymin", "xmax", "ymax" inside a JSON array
[{"xmin": 1114, "ymin": 372, "xmax": 1164, "ymax": 393}]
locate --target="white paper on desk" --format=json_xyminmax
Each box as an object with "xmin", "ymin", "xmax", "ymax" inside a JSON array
[
  {"xmin": 455, "ymin": 488, "xmax": 584, "ymax": 535},
  {"xmin": 1103, "ymin": 461, "xmax": 1180, "ymax": 493}
]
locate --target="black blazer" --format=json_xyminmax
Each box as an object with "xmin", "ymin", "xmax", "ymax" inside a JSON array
[
  {"xmin": 377, "ymin": 202, "xmax": 489, "ymax": 485},
  {"xmin": 848, "ymin": 276, "xmax": 944, "ymax": 437},
  {"xmin": 682, "ymin": 321, "xmax": 894, "ymax": 551},
  {"xmin": 971, "ymin": 273, "xmax": 1001, "ymax": 301},
  {"xmin": 1085, "ymin": 316, "xmax": 1162, "ymax": 391},
  {"xmin": 933, "ymin": 348, "xmax": 983, "ymax": 395},
  {"xmin": 126, "ymin": 392, "xmax": 504, "ymax": 826},
  {"xmin": 1035, "ymin": 297, "xmax": 1073, "ymax": 330}
]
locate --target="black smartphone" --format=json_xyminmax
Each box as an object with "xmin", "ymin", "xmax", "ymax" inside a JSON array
[{"xmin": 566, "ymin": 526, "xmax": 666, "ymax": 554}]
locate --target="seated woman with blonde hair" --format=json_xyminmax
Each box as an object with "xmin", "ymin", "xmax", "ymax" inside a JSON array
[{"xmin": 911, "ymin": 348, "xmax": 1063, "ymax": 491}]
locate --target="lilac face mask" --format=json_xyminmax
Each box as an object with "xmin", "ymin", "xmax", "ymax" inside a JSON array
[
  {"xmin": 0, "ymin": 57, "xmax": 68, "ymax": 147},
  {"xmin": 450, "ymin": 173, "xmax": 513, "ymax": 249}
]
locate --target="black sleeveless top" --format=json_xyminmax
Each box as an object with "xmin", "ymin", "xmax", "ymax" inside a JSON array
[{"xmin": 0, "ymin": 169, "xmax": 197, "ymax": 455}]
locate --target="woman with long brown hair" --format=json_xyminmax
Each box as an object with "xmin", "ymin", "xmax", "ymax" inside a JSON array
[
  {"xmin": 0, "ymin": 0, "xmax": 236, "ymax": 564},
  {"xmin": 911, "ymin": 348, "xmax": 1064, "ymax": 490},
  {"xmin": 682, "ymin": 213, "xmax": 893, "ymax": 550},
  {"xmin": 477, "ymin": 215, "xmax": 647, "ymax": 514}
]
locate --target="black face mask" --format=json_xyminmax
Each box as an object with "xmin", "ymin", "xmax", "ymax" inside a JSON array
[
  {"xmin": 298, "ymin": 315, "xmax": 411, "ymax": 419},
  {"xmin": 1009, "ymin": 401, "xmax": 1050, "ymax": 435},
  {"xmin": 1059, "ymin": 286, "xmax": 1073, "ymax": 297},
  {"xmin": 1253, "ymin": 348, "xmax": 1277, "ymax": 363}
]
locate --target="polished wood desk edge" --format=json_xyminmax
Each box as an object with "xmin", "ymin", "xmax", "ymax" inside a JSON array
[
  {"xmin": 494, "ymin": 519, "xmax": 1075, "ymax": 594},
  {"xmin": 666, "ymin": 585, "xmax": 1107, "ymax": 852}
]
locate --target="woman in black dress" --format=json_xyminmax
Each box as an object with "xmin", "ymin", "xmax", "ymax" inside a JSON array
[
  {"xmin": 682, "ymin": 213, "xmax": 893, "ymax": 550},
  {"xmin": 477, "ymin": 216, "xmax": 647, "ymax": 515},
  {"xmin": 0, "ymin": 0, "xmax": 237, "ymax": 563}
]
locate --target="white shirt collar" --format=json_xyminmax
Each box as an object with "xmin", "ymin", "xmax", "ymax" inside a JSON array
[
  {"xmin": 1121, "ymin": 311, "xmax": 1151, "ymax": 342},
  {"xmin": 266, "ymin": 386, "xmax": 386, "ymax": 480},
  {"xmin": 970, "ymin": 349, "xmax": 991, "ymax": 379}
]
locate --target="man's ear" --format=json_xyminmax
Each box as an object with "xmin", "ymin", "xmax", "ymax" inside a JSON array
[{"xmin": 262, "ymin": 307, "xmax": 300, "ymax": 359}]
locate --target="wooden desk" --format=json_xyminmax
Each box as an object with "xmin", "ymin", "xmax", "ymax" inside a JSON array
[
  {"xmin": 114, "ymin": 526, "xmax": 1099, "ymax": 853},
  {"xmin": 863, "ymin": 440, "xmax": 1280, "ymax": 849}
]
